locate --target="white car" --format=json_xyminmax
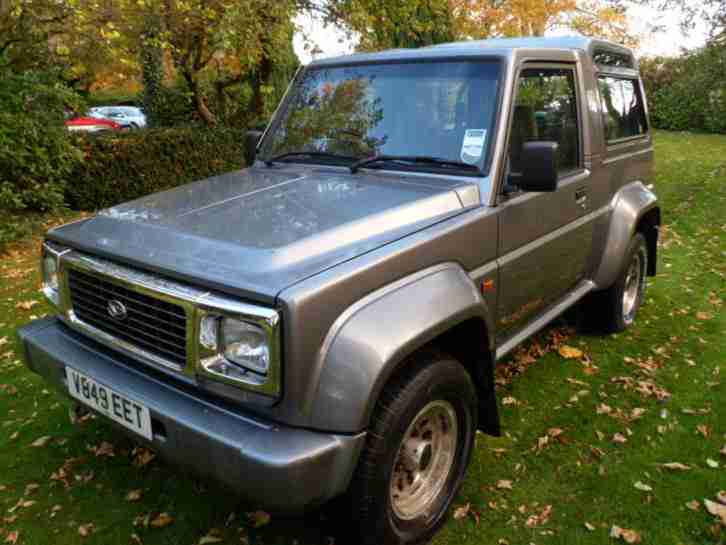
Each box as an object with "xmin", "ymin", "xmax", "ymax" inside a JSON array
[{"xmin": 88, "ymin": 106, "xmax": 147, "ymax": 129}]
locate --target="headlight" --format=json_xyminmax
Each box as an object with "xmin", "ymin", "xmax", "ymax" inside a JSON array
[
  {"xmin": 41, "ymin": 243, "xmax": 64, "ymax": 308},
  {"xmin": 222, "ymin": 319, "xmax": 270, "ymax": 375}
]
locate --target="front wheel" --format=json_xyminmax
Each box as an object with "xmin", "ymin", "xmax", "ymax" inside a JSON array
[
  {"xmin": 346, "ymin": 351, "xmax": 478, "ymax": 545},
  {"xmin": 588, "ymin": 232, "xmax": 648, "ymax": 333}
]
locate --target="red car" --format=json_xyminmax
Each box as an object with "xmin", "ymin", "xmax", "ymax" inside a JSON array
[{"xmin": 65, "ymin": 116, "xmax": 123, "ymax": 133}]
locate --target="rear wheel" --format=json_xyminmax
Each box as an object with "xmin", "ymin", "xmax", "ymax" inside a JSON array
[
  {"xmin": 588, "ymin": 232, "xmax": 648, "ymax": 333},
  {"xmin": 345, "ymin": 351, "xmax": 478, "ymax": 545}
]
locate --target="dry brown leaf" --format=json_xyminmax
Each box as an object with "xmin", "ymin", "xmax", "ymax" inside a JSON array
[
  {"xmin": 613, "ymin": 433, "xmax": 627, "ymax": 444},
  {"xmin": 91, "ymin": 441, "xmax": 115, "ymax": 457},
  {"xmin": 24, "ymin": 483, "xmax": 39, "ymax": 495},
  {"xmin": 496, "ymin": 480, "xmax": 513, "ymax": 490},
  {"xmin": 610, "ymin": 525, "xmax": 642, "ymax": 543},
  {"xmin": 707, "ymin": 458, "xmax": 720, "ymax": 468},
  {"xmin": 453, "ymin": 503, "xmax": 470, "ymax": 520},
  {"xmin": 30, "ymin": 436, "xmax": 52, "ymax": 448},
  {"xmin": 78, "ymin": 523, "xmax": 95, "ymax": 538},
  {"xmin": 704, "ymin": 499, "xmax": 726, "ymax": 524},
  {"xmin": 132, "ymin": 447, "xmax": 156, "ymax": 467},
  {"xmin": 660, "ymin": 462, "xmax": 691, "ymax": 471},
  {"xmin": 696, "ymin": 311, "xmax": 713, "ymax": 320},
  {"xmin": 198, "ymin": 528, "xmax": 224, "ymax": 545},
  {"xmin": 558, "ymin": 345, "xmax": 583, "ymax": 359},
  {"xmin": 525, "ymin": 505, "xmax": 552, "ymax": 528},
  {"xmin": 584, "ymin": 522, "xmax": 595, "ymax": 531},
  {"xmin": 634, "ymin": 481, "xmax": 653, "ymax": 492},
  {"xmin": 630, "ymin": 408, "xmax": 646, "ymax": 419},
  {"xmin": 15, "ymin": 300, "xmax": 39, "ymax": 311},
  {"xmin": 4, "ymin": 531, "xmax": 19, "ymax": 544},
  {"xmin": 686, "ymin": 500, "xmax": 701, "ymax": 511},
  {"xmin": 717, "ymin": 491, "xmax": 726, "ymax": 505},
  {"xmin": 697, "ymin": 425, "xmax": 711, "ymax": 437},
  {"xmin": 548, "ymin": 428, "xmax": 564, "ymax": 438},
  {"xmin": 248, "ymin": 510, "xmax": 270, "ymax": 528},
  {"xmin": 596, "ymin": 403, "xmax": 612, "ymax": 415},
  {"xmin": 150, "ymin": 512, "xmax": 174, "ymax": 528},
  {"xmin": 502, "ymin": 396, "xmax": 518, "ymax": 406},
  {"xmin": 125, "ymin": 489, "xmax": 143, "ymax": 502}
]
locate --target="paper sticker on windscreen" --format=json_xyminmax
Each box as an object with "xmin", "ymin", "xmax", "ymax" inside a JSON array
[{"xmin": 460, "ymin": 129, "xmax": 487, "ymax": 164}]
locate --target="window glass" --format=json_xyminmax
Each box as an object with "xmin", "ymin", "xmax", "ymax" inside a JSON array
[
  {"xmin": 509, "ymin": 67, "xmax": 580, "ymax": 174},
  {"xmin": 598, "ymin": 77, "xmax": 647, "ymax": 141},
  {"xmin": 593, "ymin": 49, "xmax": 634, "ymax": 68},
  {"xmin": 261, "ymin": 61, "xmax": 501, "ymax": 171}
]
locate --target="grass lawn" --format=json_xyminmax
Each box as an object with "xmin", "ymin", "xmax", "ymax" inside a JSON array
[{"xmin": 1, "ymin": 130, "xmax": 724, "ymax": 545}]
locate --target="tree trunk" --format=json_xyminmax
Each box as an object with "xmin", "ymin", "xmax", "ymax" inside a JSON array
[{"xmin": 183, "ymin": 70, "xmax": 216, "ymax": 126}]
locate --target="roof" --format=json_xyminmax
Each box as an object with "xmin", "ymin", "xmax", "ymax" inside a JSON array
[{"xmin": 310, "ymin": 35, "xmax": 635, "ymax": 68}]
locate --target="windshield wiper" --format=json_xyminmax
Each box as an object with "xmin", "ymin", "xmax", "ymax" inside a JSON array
[
  {"xmin": 264, "ymin": 151, "xmax": 356, "ymax": 167},
  {"xmin": 349, "ymin": 155, "xmax": 480, "ymax": 174}
]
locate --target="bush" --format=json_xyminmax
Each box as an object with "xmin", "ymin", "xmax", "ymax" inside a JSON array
[
  {"xmin": 66, "ymin": 127, "xmax": 247, "ymax": 210},
  {"xmin": 0, "ymin": 69, "xmax": 84, "ymax": 212},
  {"xmin": 640, "ymin": 46, "xmax": 726, "ymax": 134}
]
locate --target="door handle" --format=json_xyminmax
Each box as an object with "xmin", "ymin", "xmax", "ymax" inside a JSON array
[{"xmin": 574, "ymin": 187, "xmax": 588, "ymax": 208}]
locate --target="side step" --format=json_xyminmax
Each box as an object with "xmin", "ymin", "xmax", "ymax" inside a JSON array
[{"xmin": 495, "ymin": 280, "xmax": 595, "ymax": 361}]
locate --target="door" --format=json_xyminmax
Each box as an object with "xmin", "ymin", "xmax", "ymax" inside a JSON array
[{"xmin": 496, "ymin": 64, "xmax": 594, "ymax": 340}]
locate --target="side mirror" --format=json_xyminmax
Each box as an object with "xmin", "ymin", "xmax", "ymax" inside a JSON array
[
  {"xmin": 244, "ymin": 130, "xmax": 263, "ymax": 165},
  {"xmin": 517, "ymin": 141, "xmax": 559, "ymax": 192}
]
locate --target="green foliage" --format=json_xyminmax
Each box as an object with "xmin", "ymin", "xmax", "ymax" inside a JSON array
[
  {"xmin": 65, "ymin": 127, "xmax": 246, "ymax": 210},
  {"xmin": 640, "ymin": 45, "xmax": 726, "ymax": 133},
  {"xmin": 0, "ymin": 69, "xmax": 84, "ymax": 213}
]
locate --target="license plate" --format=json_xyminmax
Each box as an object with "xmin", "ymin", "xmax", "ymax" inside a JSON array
[{"xmin": 66, "ymin": 367, "xmax": 153, "ymax": 440}]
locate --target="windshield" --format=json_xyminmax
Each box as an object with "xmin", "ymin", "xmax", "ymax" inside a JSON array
[{"xmin": 260, "ymin": 60, "xmax": 501, "ymax": 174}]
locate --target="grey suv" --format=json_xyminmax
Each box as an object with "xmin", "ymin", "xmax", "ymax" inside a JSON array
[{"xmin": 18, "ymin": 37, "xmax": 659, "ymax": 545}]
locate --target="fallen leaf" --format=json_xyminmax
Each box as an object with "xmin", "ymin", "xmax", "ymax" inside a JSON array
[
  {"xmin": 660, "ymin": 462, "xmax": 691, "ymax": 471},
  {"xmin": 24, "ymin": 483, "xmax": 39, "ymax": 495},
  {"xmin": 15, "ymin": 300, "xmax": 39, "ymax": 311},
  {"xmin": 78, "ymin": 523, "xmax": 95, "ymax": 538},
  {"xmin": 630, "ymin": 408, "xmax": 646, "ymax": 419},
  {"xmin": 30, "ymin": 436, "xmax": 52, "ymax": 448},
  {"xmin": 717, "ymin": 491, "xmax": 726, "ymax": 505},
  {"xmin": 686, "ymin": 500, "xmax": 701, "ymax": 511},
  {"xmin": 525, "ymin": 505, "xmax": 552, "ymax": 528},
  {"xmin": 91, "ymin": 441, "xmax": 115, "ymax": 457},
  {"xmin": 126, "ymin": 489, "xmax": 143, "ymax": 502},
  {"xmin": 548, "ymin": 428, "xmax": 564, "ymax": 438},
  {"xmin": 198, "ymin": 528, "xmax": 224, "ymax": 545},
  {"xmin": 634, "ymin": 481, "xmax": 653, "ymax": 492},
  {"xmin": 496, "ymin": 480, "xmax": 513, "ymax": 490},
  {"xmin": 706, "ymin": 458, "xmax": 719, "ymax": 469},
  {"xmin": 584, "ymin": 522, "xmax": 595, "ymax": 531},
  {"xmin": 4, "ymin": 531, "xmax": 19, "ymax": 544},
  {"xmin": 132, "ymin": 447, "xmax": 156, "ymax": 467},
  {"xmin": 502, "ymin": 396, "xmax": 518, "ymax": 406},
  {"xmin": 696, "ymin": 311, "xmax": 713, "ymax": 320},
  {"xmin": 596, "ymin": 403, "xmax": 612, "ymax": 415},
  {"xmin": 248, "ymin": 510, "xmax": 270, "ymax": 528},
  {"xmin": 150, "ymin": 512, "xmax": 174, "ymax": 528},
  {"xmin": 610, "ymin": 525, "xmax": 642, "ymax": 543},
  {"xmin": 453, "ymin": 503, "xmax": 470, "ymax": 520},
  {"xmin": 558, "ymin": 345, "xmax": 583, "ymax": 359},
  {"xmin": 613, "ymin": 433, "xmax": 627, "ymax": 444},
  {"xmin": 704, "ymin": 498, "xmax": 726, "ymax": 524},
  {"xmin": 721, "ymin": 445, "xmax": 726, "ymax": 457},
  {"xmin": 697, "ymin": 425, "xmax": 711, "ymax": 438}
]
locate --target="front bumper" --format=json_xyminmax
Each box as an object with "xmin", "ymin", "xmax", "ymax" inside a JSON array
[{"xmin": 17, "ymin": 317, "xmax": 365, "ymax": 513}]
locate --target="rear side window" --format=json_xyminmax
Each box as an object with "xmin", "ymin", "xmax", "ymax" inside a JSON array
[{"xmin": 597, "ymin": 77, "xmax": 648, "ymax": 142}]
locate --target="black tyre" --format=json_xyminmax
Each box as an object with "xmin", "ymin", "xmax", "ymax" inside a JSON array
[
  {"xmin": 346, "ymin": 350, "xmax": 478, "ymax": 545},
  {"xmin": 589, "ymin": 232, "xmax": 648, "ymax": 333}
]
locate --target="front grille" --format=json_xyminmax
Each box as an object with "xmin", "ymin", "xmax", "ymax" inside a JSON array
[{"xmin": 67, "ymin": 268, "xmax": 188, "ymax": 368}]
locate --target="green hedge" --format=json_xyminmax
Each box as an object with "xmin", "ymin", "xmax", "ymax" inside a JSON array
[
  {"xmin": 640, "ymin": 46, "xmax": 726, "ymax": 134},
  {"xmin": 66, "ymin": 127, "xmax": 246, "ymax": 210}
]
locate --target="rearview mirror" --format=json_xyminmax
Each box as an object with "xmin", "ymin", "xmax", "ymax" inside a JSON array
[
  {"xmin": 517, "ymin": 141, "xmax": 559, "ymax": 192},
  {"xmin": 244, "ymin": 130, "xmax": 263, "ymax": 165}
]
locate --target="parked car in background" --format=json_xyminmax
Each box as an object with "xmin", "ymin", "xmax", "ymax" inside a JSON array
[
  {"xmin": 65, "ymin": 116, "xmax": 122, "ymax": 133},
  {"xmin": 89, "ymin": 106, "xmax": 147, "ymax": 129}
]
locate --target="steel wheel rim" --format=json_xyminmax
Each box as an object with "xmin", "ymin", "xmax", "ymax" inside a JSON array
[
  {"xmin": 622, "ymin": 251, "xmax": 643, "ymax": 323},
  {"xmin": 390, "ymin": 400, "xmax": 458, "ymax": 521}
]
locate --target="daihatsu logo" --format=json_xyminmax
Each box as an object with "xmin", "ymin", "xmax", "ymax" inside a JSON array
[{"xmin": 107, "ymin": 299, "xmax": 127, "ymax": 320}]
